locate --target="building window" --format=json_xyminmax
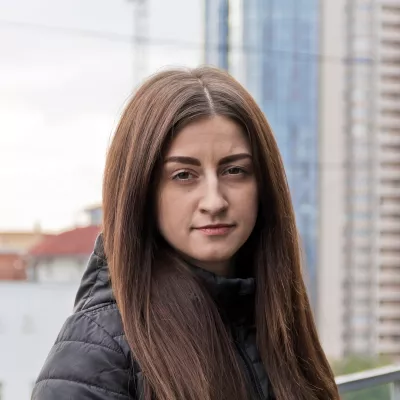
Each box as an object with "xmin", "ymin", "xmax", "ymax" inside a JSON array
[
  {"xmin": 353, "ymin": 65, "xmax": 372, "ymax": 81},
  {"xmin": 382, "ymin": 22, "xmax": 400, "ymax": 30},
  {"xmin": 380, "ymin": 317, "xmax": 400, "ymax": 323},
  {"xmin": 381, "ymin": 57, "xmax": 400, "ymax": 65},
  {"xmin": 380, "ymin": 178, "xmax": 400, "ymax": 187},
  {"xmin": 352, "ymin": 211, "xmax": 371, "ymax": 220},
  {"xmin": 381, "ymin": 91, "xmax": 400, "ymax": 100},
  {"xmin": 380, "ymin": 163, "xmax": 400, "ymax": 171},
  {"xmin": 354, "ymin": 227, "xmax": 371, "ymax": 236},
  {"xmin": 381, "ymin": 212, "xmax": 400, "ymax": 219},
  {"xmin": 352, "ymin": 107, "xmax": 369, "ymax": 120},
  {"xmin": 353, "ymin": 193, "xmax": 370, "ymax": 203},
  {"xmin": 352, "ymin": 315, "xmax": 370, "ymax": 326},
  {"xmin": 352, "ymin": 124, "xmax": 368, "ymax": 138},
  {"xmin": 381, "ymin": 265, "xmax": 400, "ymax": 274},
  {"xmin": 46, "ymin": 263, "xmax": 53, "ymax": 279},
  {"xmin": 381, "ymin": 39, "xmax": 400, "ymax": 49},
  {"xmin": 381, "ymin": 74, "xmax": 400, "ymax": 83},
  {"xmin": 352, "ymin": 89, "xmax": 370, "ymax": 101},
  {"xmin": 358, "ymin": 1, "xmax": 373, "ymax": 11},
  {"xmin": 380, "ymin": 247, "xmax": 400, "ymax": 254},
  {"xmin": 352, "ymin": 144, "xmax": 370, "ymax": 160},
  {"xmin": 380, "ymin": 283, "xmax": 400, "ymax": 291},
  {"xmin": 21, "ymin": 315, "xmax": 34, "ymax": 335},
  {"xmin": 381, "ymin": 109, "xmax": 400, "ymax": 118},
  {"xmin": 354, "ymin": 37, "xmax": 371, "ymax": 53},
  {"xmin": 382, "ymin": 5, "xmax": 400, "ymax": 13},
  {"xmin": 355, "ymin": 298, "xmax": 371, "ymax": 307}
]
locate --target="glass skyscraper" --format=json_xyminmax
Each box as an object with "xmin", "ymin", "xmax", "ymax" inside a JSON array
[
  {"xmin": 205, "ymin": 0, "xmax": 320, "ymax": 305},
  {"xmin": 204, "ymin": 0, "xmax": 230, "ymax": 70}
]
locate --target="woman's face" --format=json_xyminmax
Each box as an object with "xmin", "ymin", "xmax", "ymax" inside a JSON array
[{"xmin": 157, "ymin": 115, "xmax": 258, "ymax": 276}]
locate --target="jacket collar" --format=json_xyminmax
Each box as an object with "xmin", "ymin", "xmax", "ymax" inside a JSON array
[
  {"xmin": 189, "ymin": 263, "xmax": 255, "ymax": 326},
  {"xmin": 75, "ymin": 234, "xmax": 256, "ymax": 327},
  {"xmin": 74, "ymin": 234, "xmax": 113, "ymax": 312}
]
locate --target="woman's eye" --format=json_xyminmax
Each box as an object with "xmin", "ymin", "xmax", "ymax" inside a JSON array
[
  {"xmin": 172, "ymin": 171, "xmax": 194, "ymax": 181},
  {"xmin": 225, "ymin": 167, "xmax": 245, "ymax": 175}
]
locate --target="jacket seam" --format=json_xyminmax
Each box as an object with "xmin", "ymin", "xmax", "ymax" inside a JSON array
[
  {"xmin": 82, "ymin": 254, "xmax": 102, "ymax": 309},
  {"xmin": 76, "ymin": 303, "xmax": 125, "ymax": 338},
  {"xmin": 84, "ymin": 302, "xmax": 117, "ymax": 315},
  {"xmin": 113, "ymin": 333, "xmax": 126, "ymax": 338},
  {"xmin": 53, "ymin": 339, "xmax": 126, "ymax": 355},
  {"xmin": 34, "ymin": 377, "xmax": 131, "ymax": 398},
  {"xmin": 82, "ymin": 313, "xmax": 125, "ymax": 355},
  {"xmin": 94, "ymin": 248, "xmax": 107, "ymax": 261}
]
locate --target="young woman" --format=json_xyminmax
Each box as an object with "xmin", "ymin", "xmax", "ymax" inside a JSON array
[{"xmin": 32, "ymin": 67, "xmax": 339, "ymax": 400}]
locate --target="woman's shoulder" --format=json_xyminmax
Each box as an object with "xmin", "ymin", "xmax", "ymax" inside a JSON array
[
  {"xmin": 65, "ymin": 301, "xmax": 129, "ymax": 356},
  {"xmin": 65, "ymin": 234, "xmax": 132, "ymax": 359},
  {"xmin": 32, "ymin": 302, "xmax": 137, "ymax": 399}
]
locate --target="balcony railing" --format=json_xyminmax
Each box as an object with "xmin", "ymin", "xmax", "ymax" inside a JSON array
[{"xmin": 336, "ymin": 365, "xmax": 400, "ymax": 399}]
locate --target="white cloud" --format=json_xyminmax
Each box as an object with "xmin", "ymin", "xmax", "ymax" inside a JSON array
[{"xmin": 0, "ymin": 0, "xmax": 202, "ymax": 231}]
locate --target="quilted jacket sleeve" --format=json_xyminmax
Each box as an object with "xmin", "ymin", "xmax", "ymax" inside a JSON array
[{"xmin": 31, "ymin": 310, "xmax": 134, "ymax": 400}]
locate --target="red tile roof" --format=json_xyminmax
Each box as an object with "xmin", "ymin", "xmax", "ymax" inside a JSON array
[
  {"xmin": 0, "ymin": 252, "xmax": 26, "ymax": 280},
  {"xmin": 29, "ymin": 226, "xmax": 101, "ymax": 257}
]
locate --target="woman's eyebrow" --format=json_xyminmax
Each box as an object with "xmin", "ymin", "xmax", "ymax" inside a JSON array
[
  {"xmin": 164, "ymin": 153, "xmax": 252, "ymax": 167},
  {"xmin": 164, "ymin": 156, "xmax": 201, "ymax": 166},
  {"xmin": 218, "ymin": 153, "xmax": 252, "ymax": 165}
]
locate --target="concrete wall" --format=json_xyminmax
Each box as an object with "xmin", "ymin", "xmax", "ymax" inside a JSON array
[
  {"xmin": 0, "ymin": 283, "xmax": 78, "ymax": 400},
  {"xmin": 317, "ymin": 0, "xmax": 346, "ymax": 361},
  {"xmin": 29, "ymin": 257, "xmax": 87, "ymax": 283}
]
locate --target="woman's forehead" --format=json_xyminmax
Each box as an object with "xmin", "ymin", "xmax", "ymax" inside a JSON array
[{"xmin": 166, "ymin": 116, "xmax": 250, "ymax": 157}]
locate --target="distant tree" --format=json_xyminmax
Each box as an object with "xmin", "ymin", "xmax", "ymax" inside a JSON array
[{"xmin": 333, "ymin": 355, "xmax": 392, "ymax": 400}]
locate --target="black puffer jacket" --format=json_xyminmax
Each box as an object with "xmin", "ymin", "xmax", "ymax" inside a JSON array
[{"xmin": 32, "ymin": 235, "xmax": 273, "ymax": 399}]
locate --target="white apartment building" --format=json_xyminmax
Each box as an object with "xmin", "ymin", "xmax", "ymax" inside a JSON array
[
  {"xmin": 0, "ymin": 283, "xmax": 78, "ymax": 400},
  {"xmin": 0, "ymin": 225, "xmax": 99, "ymax": 399},
  {"xmin": 317, "ymin": 0, "xmax": 347, "ymax": 361},
  {"xmin": 310, "ymin": 0, "xmax": 400, "ymax": 362},
  {"xmin": 340, "ymin": 0, "xmax": 400, "ymax": 359}
]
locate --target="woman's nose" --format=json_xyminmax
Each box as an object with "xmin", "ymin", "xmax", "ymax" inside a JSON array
[{"xmin": 198, "ymin": 178, "xmax": 228, "ymax": 216}]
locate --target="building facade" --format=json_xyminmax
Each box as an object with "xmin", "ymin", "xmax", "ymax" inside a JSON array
[
  {"xmin": 27, "ymin": 225, "xmax": 100, "ymax": 283},
  {"xmin": 204, "ymin": 0, "xmax": 230, "ymax": 70},
  {"xmin": 0, "ymin": 225, "xmax": 100, "ymax": 399},
  {"xmin": 0, "ymin": 251, "xmax": 26, "ymax": 280},
  {"xmin": 0, "ymin": 231, "xmax": 48, "ymax": 253},
  {"xmin": 317, "ymin": 0, "xmax": 347, "ymax": 361},
  {"xmin": 342, "ymin": 0, "xmax": 400, "ymax": 359},
  {"xmin": 203, "ymin": 0, "xmax": 346, "ymax": 361},
  {"xmin": 0, "ymin": 230, "xmax": 51, "ymax": 282},
  {"xmin": 204, "ymin": 0, "xmax": 320, "ymax": 307},
  {"xmin": 204, "ymin": 0, "xmax": 400, "ymax": 363},
  {"xmin": 0, "ymin": 283, "xmax": 78, "ymax": 399}
]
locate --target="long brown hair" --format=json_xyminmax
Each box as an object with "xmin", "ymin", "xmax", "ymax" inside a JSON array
[{"xmin": 102, "ymin": 66, "xmax": 339, "ymax": 400}]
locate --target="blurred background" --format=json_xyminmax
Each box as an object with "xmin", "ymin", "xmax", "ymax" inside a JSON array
[{"xmin": 0, "ymin": 0, "xmax": 399, "ymax": 399}]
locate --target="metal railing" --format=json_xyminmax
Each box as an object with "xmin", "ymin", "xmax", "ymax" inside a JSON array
[{"xmin": 336, "ymin": 365, "xmax": 400, "ymax": 399}]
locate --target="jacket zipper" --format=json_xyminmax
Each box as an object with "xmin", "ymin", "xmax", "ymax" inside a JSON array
[{"xmin": 234, "ymin": 341, "xmax": 264, "ymax": 400}]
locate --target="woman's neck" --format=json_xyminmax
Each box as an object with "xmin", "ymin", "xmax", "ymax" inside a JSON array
[{"xmin": 182, "ymin": 256, "xmax": 236, "ymax": 277}]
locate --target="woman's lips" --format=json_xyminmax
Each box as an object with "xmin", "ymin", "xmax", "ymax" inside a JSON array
[{"xmin": 195, "ymin": 225, "xmax": 235, "ymax": 236}]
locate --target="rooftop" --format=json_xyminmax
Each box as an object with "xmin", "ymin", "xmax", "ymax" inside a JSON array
[{"xmin": 28, "ymin": 225, "xmax": 101, "ymax": 257}]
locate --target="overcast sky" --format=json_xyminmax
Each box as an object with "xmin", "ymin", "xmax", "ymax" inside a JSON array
[{"xmin": 0, "ymin": 0, "xmax": 203, "ymax": 231}]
